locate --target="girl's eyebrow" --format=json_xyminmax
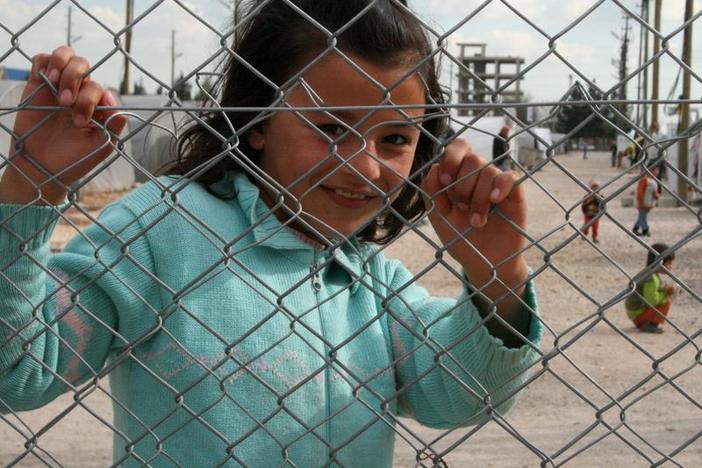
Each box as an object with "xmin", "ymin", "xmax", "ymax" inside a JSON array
[{"xmin": 324, "ymin": 109, "xmax": 425, "ymax": 126}]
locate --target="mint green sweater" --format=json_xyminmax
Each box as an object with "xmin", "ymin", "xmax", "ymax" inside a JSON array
[{"xmin": 0, "ymin": 173, "xmax": 542, "ymax": 467}]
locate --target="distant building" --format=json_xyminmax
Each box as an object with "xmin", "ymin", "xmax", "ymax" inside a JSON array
[
  {"xmin": 455, "ymin": 43, "xmax": 525, "ymax": 117},
  {"xmin": 0, "ymin": 67, "xmax": 30, "ymax": 81}
]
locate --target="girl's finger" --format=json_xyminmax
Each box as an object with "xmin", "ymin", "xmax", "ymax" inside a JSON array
[
  {"xmin": 99, "ymin": 91, "xmax": 128, "ymax": 136},
  {"xmin": 467, "ymin": 167, "xmax": 498, "ymax": 227},
  {"xmin": 71, "ymin": 78, "xmax": 103, "ymax": 127},
  {"xmin": 437, "ymin": 138, "xmax": 472, "ymax": 187},
  {"xmin": 490, "ymin": 170, "xmax": 518, "ymax": 204},
  {"xmin": 504, "ymin": 170, "xmax": 526, "ymax": 204},
  {"xmin": 29, "ymin": 54, "xmax": 51, "ymax": 84},
  {"xmin": 449, "ymin": 153, "xmax": 486, "ymax": 209},
  {"xmin": 58, "ymin": 55, "xmax": 91, "ymax": 107},
  {"xmin": 46, "ymin": 46, "xmax": 75, "ymax": 85}
]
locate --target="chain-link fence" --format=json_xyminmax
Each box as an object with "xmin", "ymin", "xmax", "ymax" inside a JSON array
[{"xmin": 1, "ymin": 0, "xmax": 701, "ymax": 466}]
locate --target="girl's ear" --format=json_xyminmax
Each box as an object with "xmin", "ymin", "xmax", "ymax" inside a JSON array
[{"xmin": 248, "ymin": 127, "xmax": 265, "ymax": 150}]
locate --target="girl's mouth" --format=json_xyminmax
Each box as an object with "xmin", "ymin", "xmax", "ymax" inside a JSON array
[{"xmin": 322, "ymin": 186, "xmax": 375, "ymax": 208}]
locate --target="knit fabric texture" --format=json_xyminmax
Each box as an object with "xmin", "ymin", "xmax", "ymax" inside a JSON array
[{"xmin": 0, "ymin": 172, "xmax": 542, "ymax": 467}]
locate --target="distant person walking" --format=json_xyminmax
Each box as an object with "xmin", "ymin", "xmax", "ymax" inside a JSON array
[
  {"xmin": 624, "ymin": 133, "xmax": 646, "ymax": 167},
  {"xmin": 580, "ymin": 179, "xmax": 604, "ymax": 243},
  {"xmin": 492, "ymin": 124, "xmax": 512, "ymax": 171},
  {"xmin": 646, "ymin": 122, "xmax": 665, "ymax": 195},
  {"xmin": 610, "ymin": 143, "xmax": 618, "ymax": 167},
  {"xmin": 632, "ymin": 164, "xmax": 660, "ymax": 236},
  {"xmin": 625, "ymin": 243, "xmax": 678, "ymax": 334}
]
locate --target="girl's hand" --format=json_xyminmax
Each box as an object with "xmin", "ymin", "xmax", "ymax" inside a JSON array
[
  {"xmin": 0, "ymin": 46, "xmax": 127, "ymax": 205},
  {"xmin": 664, "ymin": 284, "xmax": 677, "ymax": 298},
  {"xmin": 421, "ymin": 138, "xmax": 528, "ymax": 287},
  {"xmin": 421, "ymin": 138, "xmax": 531, "ymax": 345}
]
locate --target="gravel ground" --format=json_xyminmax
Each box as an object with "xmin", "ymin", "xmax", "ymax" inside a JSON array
[{"xmin": 2, "ymin": 151, "xmax": 700, "ymax": 467}]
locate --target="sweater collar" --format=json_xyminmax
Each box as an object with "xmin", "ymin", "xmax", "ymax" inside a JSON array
[{"xmin": 231, "ymin": 172, "xmax": 367, "ymax": 283}]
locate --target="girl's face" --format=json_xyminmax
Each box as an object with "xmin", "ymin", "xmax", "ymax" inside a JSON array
[{"xmin": 249, "ymin": 52, "xmax": 426, "ymax": 240}]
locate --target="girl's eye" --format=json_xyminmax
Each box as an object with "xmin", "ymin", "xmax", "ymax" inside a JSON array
[
  {"xmin": 383, "ymin": 134, "xmax": 411, "ymax": 146},
  {"xmin": 316, "ymin": 124, "xmax": 346, "ymax": 138}
]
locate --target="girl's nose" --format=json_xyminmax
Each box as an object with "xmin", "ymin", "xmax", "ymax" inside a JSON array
[{"xmin": 345, "ymin": 141, "xmax": 382, "ymax": 181}]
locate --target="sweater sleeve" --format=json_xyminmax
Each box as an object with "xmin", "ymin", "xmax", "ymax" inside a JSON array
[
  {"xmin": 0, "ymin": 202, "xmax": 161, "ymax": 413},
  {"xmin": 384, "ymin": 260, "xmax": 542, "ymax": 429}
]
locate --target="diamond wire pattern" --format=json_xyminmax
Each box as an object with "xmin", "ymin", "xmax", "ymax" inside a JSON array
[{"xmin": 1, "ymin": 0, "xmax": 701, "ymax": 466}]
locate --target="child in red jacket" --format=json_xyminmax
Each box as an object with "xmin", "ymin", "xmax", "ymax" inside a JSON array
[
  {"xmin": 632, "ymin": 165, "xmax": 660, "ymax": 236},
  {"xmin": 581, "ymin": 179, "xmax": 604, "ymax": 243}
]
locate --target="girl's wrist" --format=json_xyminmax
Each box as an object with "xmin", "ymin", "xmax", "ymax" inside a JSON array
[
  {"xmin": 464, "ymin": 256, "xmax": 529, "ymax": 299},
  {"xmin": 0, "ymin": 167, "xmax": 67, "ymax": 206}
]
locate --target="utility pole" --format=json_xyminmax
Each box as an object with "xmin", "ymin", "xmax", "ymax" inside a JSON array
[
  {"xmin": 651, "ymin": 0, "xmax": 661, "ymax": 125},
  {"xmin": 641, "ymin": 0, "xmax": 649, "ymax": 129},
  {"xmin": 618, "ymin": 16, "xmax": 630, "ymax": 102},
  {"xmin": 67, "ymin": 6, "xmax": 72, "ymax": 46},
  {"xmin": 678, "ymin": 0, "xmax": 694, "ymax": 204},
  {"xmin": 171, "ymin": 30, "xmax": 183, "ymax": 88},
  {"xmin": 611, "ymin": 15, "xmax": 631, "ymax": 129},
  {"xmin": 66, "ymin": 6, "xmax": 82, "ymax": 47},
  {"xmin": 119, "ymin": 0, "xmax": 134, "ymax": 95}
]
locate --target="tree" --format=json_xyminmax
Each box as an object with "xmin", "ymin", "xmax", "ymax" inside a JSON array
[
  {"xmin": 173, "ymin": 72, "xmax": 192, "ymax": 100},
  {"xmin": 133, "ymin": 78, "xmax": 146, "ymax": 95},
  {"xmin": 555, "ymin": 82, "xmax": 618, "ymax": 143}
]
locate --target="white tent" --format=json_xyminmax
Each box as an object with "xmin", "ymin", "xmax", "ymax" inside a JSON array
[
  {"xmin": 515, "ymin": 126, "xmax": 553, "ymax": 153},
  {"xmin": 450, "ymin": 114, "xmax": 553, "ymax": 170},
  {"xmin": 450, "ymin": 115, "xmax": 515, "ymax": 161},
  {"xmin": 120, "ymin": 95, "xmax": 194, "ymax": 182},
  {"xmin": 0, "ymin": 80, "xmax": 135, "ymax": 194}
]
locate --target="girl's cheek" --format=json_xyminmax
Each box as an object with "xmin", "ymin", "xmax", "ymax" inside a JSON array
[
  {"xmin": 298, "ymin": 139, "xmax": 337, "ymax": 167},
  {"xmin": 388, "ymin": 152, "xmax": 415, "ymax": 177}
]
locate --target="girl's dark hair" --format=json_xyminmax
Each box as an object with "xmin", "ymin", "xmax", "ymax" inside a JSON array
[
  {"xmin": 168, "ymin": 0, "xmax": 448, "ymax": 244},
  {"xmin": 647, "ymin": 242, "xmax": 675, "ymax": 266}
]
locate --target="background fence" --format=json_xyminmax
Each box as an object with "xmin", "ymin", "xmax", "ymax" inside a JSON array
[{"xmin": 1, "ymin": 0, "xmax": 701, "ymax": 466}]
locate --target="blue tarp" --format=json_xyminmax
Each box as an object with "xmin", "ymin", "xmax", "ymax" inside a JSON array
[{"xmin": 1, "ymin": 68, "xmax": 30, "ymax": 80}]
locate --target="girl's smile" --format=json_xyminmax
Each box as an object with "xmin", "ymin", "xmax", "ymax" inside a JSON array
[
  {"xmin": 322, "ymin": 185, "xmax": 378, "ymax": 209},
  {"xmin": 248, "ymin": 51, "xmax": 426, "ymax": 240}
]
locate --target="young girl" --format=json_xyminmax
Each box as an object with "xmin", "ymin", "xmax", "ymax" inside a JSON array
[{"xmin": 0, "ymin": 1, "xmax": 541, "ymax": 466}]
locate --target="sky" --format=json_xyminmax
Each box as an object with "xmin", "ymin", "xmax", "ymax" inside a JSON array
[{"xmin": 0, "ymin": 0, "xmax": 700, "ymax": 129}]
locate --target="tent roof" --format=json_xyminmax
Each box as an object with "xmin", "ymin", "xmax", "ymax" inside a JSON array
[{"xmin": 0, "ymin": 80, "xmax": 25, "ymax": 103}]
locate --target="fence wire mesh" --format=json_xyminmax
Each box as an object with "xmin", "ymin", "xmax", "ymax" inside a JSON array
[{"xmin": 0, "ymin": 0, "xmax": 701, "ymax": 466}]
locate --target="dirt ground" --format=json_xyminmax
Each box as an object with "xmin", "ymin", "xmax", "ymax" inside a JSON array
[{"xmin": 1, "ymin": 151, "xmax": 700, "ymax": 467}]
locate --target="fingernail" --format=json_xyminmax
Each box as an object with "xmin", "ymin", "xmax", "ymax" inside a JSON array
[
  {"xmin": 457, "ymin": 202, "xmax": 469, "ymax": 211},
  {"xmin": 48, "ymin": 69, "xmax": 59, "ymax": 83},
  {"xmin": 59, "ymin": 89, "xmax": 73, "ymax": 105},
  {"xmin": 470, "ymin": 213, "xmax": 482, "ymax": 227},
  {"xmin": 440, "ymin": 173, "xmax": 452, "ymax": 186},
  {"xmin": 104, "ymin": 91, "xmax": 117, "ymax": 106},
  {"xmin": 490, "ymin": 188, "xmax": 500, "ymax": 202}
]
